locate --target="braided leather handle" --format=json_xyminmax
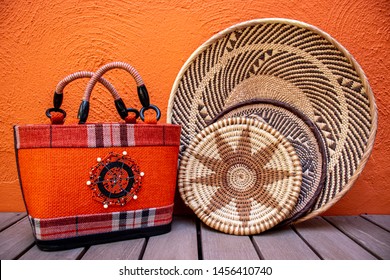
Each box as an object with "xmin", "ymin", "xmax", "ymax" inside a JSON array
[
  {"xmin": 56, "ymin": 71, "xmax": 121, "ymax": 99},
  {"xmin": 47, "ymin": 71, "xmax": 121, "ymax": 124},
  {"xmin": 78, "ymin": 61, "xmax": 153, "ymax": 124},
  {"xmin": 82, "ymin": 62, "xmax": 144, "ymax": 101}
]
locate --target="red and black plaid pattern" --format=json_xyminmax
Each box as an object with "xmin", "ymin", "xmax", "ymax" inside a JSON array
[
  {"xmin": 15, "ymin": 123, "xmax": 181, "ymax": 149},
  {"xmin": 30, "ymin": 204, "xmax": 174, "ymax": 240}
]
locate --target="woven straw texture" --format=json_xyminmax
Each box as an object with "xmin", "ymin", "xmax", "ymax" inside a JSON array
[
  {"xmin": 178, "ymin": 117, "xmax": 302, "ymax": 235},
  {"xmin": 168, "ymin": 19, "xmax": 377, "ymax": 220},
  {"xmin": 212, "ymin": 99, "xmax": 327, "ymax": 225}
]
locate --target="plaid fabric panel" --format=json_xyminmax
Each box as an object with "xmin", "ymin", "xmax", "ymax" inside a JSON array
[
  {"xmin": 85, "ymin": 123, "xmax": 135, "ymax": 148},
  {"xmin": 15, "ymin": 124, "xmax": 180, "ymax": 149},
  {"xmin": 30, "ymin": 204, "xmax": 174, "ymax": 241},
  {"xmin": 14, "ymin": 125, "xmax": 51, "ymax": 149}
]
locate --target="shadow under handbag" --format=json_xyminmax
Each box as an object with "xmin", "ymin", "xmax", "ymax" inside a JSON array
[{"xmin": 14, "ymin": 62, "xmax": 181, "ymax": 250}]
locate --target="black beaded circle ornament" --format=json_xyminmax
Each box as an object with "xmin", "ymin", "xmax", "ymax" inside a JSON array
[{"xmin": 87, "ymin": 151, "xmax": 144, "ymax": 208}]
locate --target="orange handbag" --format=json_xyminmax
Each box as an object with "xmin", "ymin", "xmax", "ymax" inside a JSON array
[{"xmin": 14, "ymin": 62, "xmax": 181, "ymax": 250}]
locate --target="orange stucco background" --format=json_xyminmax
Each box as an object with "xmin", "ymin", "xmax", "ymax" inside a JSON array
[{"xmin": 0, "ymin": 0, "xmax": 389, "ymax": 214}]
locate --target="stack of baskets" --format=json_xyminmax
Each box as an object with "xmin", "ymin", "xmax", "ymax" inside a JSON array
[{"xmin": 167, "ymin": 19, "xmax": 377, "ymax": 235}]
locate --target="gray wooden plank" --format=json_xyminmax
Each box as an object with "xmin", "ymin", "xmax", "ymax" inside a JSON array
[
  {"xmin": 0, "ymin": 212, "xmax": 27, "ymax": 231},
  {"xmin": 252, "ymin": 226, "xmax": 320, "ymax": 260},
  {"xmin": 81, "ymin": 238, "xmax": 145, "ymax": 260},
  {"xmin": 0, "ymin": 217, "xmax": 35, "ymax": 259},
  {"xmin": 143, "ymin": 216, "xmax": 198, "ymax": 260},
  {"xmin": 325, "ymin": 216, "xmax": 390, "ymax": 260},
  {"xmin": 362, "ymin": 215, "xmax": 390, "ymax": 232},
  {"xmin": 200, "ymin": 223, "xmax": 259, "ymax": 260},
  {"xmin": 294, "ymin": 217, "xmax": 376, "ymax": 260},
  {"xmin": 19, "ymin": 245, "xmax": 83, "ymax": 260}
]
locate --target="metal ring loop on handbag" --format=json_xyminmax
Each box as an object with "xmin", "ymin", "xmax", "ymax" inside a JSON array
[
  {"xmin": 140, "ymin": 104, "xmax": 161, "ymax": 121},
  {"xmin": 127, "ymin": 108, "xmax": 140, "ymax": 119},
  {"xmin": 45, "ymin": 108, "xmax": 67, "ymax": 119}
]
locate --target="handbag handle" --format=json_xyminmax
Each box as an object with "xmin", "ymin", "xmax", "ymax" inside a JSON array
[
  {"xmin": 46, "ymin": 71, "xmax": 139, "ymax": 124},
  {"xmin": 78, "ymin": 61, "xmax": 161, "ymax": 124}
]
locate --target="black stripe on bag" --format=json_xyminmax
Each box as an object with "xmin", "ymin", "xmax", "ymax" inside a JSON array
[
  {"xmin": 141, "ymin": 209, "xmax": 150, "ymax": 228},
  {"xmin": 119, "ymin": 212, "xmax": 127, "ymax": 230}
]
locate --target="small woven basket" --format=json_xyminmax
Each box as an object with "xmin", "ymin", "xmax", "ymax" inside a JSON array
[
  {"xmin": 212, "ymin": 99, "xmax": 327, "ymax": 225},
  {"xmin": 178, "ymin": 117, "xmax": 302, "ymax": 235}
]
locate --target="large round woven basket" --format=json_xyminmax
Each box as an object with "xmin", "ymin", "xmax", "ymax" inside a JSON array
[
  {"xmin": 211, "ymin": 99, "xmax": 327, "ymax": 225},
  {"xmin": 178, "ymin": 117, "xmax": 302, "ymax": 235},
  {"xmin": 168, "ymin": 18, "xmax": 377, "ymax": 220}
]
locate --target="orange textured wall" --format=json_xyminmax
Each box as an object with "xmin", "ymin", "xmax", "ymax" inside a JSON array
[{"xmin": 0, "ymin": 0, "xmax": 389, "ymax": 214}]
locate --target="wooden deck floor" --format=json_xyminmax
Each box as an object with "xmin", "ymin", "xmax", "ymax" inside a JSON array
[{"xmin": 0, "ymin": 213, "xmax": 389, "ymax": 260}]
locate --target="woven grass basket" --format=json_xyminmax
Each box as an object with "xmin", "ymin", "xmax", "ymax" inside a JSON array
[
  {"xmin": 211, "ymin": 99, "xmax": 327, "ymax": 225},
  {"xmin": 178, "ymin": 117, "xmax": 302, "ymax": 235},
  {"xmin": 168, "ymin": 18, "xmax": 377, "ymax": 221}
]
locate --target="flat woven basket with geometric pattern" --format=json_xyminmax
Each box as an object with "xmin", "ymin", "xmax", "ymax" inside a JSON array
[
  {"xmin": 211, "ymin": 99, "xmax": 328, "ymax": 225},
  {"xmin": 168, "ymin": 18, "xmax": 377, "ymax": 221},
  {"xmin": 178, "ymin": 117, "xmax": 302, "ymax": 235}
]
